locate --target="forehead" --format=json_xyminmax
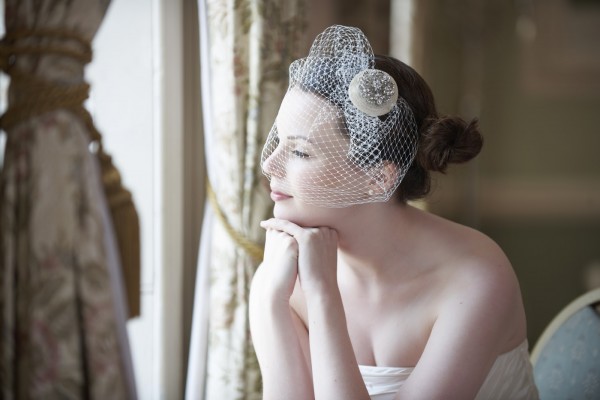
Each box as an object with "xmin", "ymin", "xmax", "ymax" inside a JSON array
[{"xmin": 276, "ymin": 88, "xmax": 343, "ymax": 142}]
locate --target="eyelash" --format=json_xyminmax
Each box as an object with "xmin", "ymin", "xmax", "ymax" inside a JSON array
[
  {"xmin": 292, "ymin": 150, "xmax": 310, "ymax": 159},
  {"xmin": 272, "ymin": 132, "xmax": 310, "ymax": 159},
  {"xmin": 273, "ymin": 128, "xmax": 310, "ymax": 158}
]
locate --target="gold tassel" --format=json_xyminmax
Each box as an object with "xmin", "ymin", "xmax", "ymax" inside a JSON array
[{"xmin": 100, "ymin": 152, "xmax": 141, "ymax": 319}]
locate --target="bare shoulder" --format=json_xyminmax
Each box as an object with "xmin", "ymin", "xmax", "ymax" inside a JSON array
[
  {"xmin": 396, "ymin": 211, "xmax": 529, "ymax": 399},
  {"xmin": 444, "ymin": 219, "xmax": 517, "ymax": 293},
  {"xmin": 420, "ymin": 210, "xmax": 527, "ymax": 349},
  {"xmin": 418, "ymin": 208, "xmax": 515, "ymax": 279}
]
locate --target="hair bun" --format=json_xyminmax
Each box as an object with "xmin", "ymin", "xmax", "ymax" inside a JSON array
[{"xmin": 421, "ymin": 116, "xmax": 483, "ymax": 173}]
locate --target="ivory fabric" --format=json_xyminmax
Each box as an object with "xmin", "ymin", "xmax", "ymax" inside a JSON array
[
  {"xmin": 360, "ymin": 341, "xmax": 539, "ymax": 400},
  {"xmin": 185, "ymin": 1, "xmax": 305, "ymax": 399}
]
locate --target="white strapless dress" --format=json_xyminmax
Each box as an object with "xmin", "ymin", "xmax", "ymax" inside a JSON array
[{"xmin": 359, "ymin": 340, "xmax": 539, "ymax": 399}]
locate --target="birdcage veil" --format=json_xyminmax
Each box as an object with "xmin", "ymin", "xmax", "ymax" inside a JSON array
[{"xmin": 261, "ymin": 25, "xmax": 418, "ymax": 208}]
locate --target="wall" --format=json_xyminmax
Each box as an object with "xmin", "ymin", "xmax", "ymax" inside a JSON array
[
  {"xmin": 305, "ymin": 0, "xmax": 391, "ymax": 54},
  {"xmin": 87, "ymin": 1, "xmax": 161, "ymax": 398},
  {"xmin": 420, "ymin": 0, "xmax": 600, "ymax": 343},
  {"xmin": 87, "ymin": 0, "xmax": 202, "ymax": 398}
]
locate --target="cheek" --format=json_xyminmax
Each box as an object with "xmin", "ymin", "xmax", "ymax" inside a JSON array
[
  {"xmin": 288, "ymin": 159, "xmax": 352, "ymax": 190},
  {"xmin": 286, "ymin": 163, "xmax": 369, "ymax": 206},
  {"xmin": 284, "ymin": 162, "xmax": 325, "ymax": 191}
]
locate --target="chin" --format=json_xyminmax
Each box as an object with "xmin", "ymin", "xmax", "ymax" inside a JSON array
[
  {"xmin": 272, "ymin": 201, "xmax": 347, "ymax": 228},
  {"xmin": 273, "ymin": 204, "xmax": 315, "ymax": 227}
]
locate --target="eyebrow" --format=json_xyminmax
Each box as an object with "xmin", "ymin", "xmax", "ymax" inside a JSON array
[
  {"xmin": 274, "ymin": 122, "xmax": 315, "ymax": 144},
  {"xmin": 286, "ymin": 135, "xmax": 313, "ymax": 143}
]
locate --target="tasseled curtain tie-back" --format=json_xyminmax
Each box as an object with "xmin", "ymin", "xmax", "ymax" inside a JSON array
[{"xmin": 0, "ymin": 28, "xmax": 141, "ymax": 318}]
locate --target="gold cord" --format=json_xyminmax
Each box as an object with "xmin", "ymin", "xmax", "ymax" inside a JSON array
[
  {"xmin": 206, "ymin": 181, "xmax": 264, "ymax": 263},
  {"xmin": 0, "ymin": 28, "xmax": 92, "ymax": 66}
]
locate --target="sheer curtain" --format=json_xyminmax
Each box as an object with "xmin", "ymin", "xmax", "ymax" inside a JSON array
[
  {"xmin": 0, "ymin": 0, "xmax": 136, "ymax": 398},
  {"xmin": 186, "ymin": 0, "xmax": 305, "ymax": 398}
]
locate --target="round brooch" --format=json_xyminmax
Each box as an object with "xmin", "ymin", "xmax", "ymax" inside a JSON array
[{"xmin": 348, "ymin": 69, "xmax": 398, "ymax": 117}]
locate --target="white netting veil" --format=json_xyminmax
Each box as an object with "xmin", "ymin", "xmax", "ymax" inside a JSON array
[{"xmin": 261, "ymin": 25, "xmax": 419, "ymax": 208}]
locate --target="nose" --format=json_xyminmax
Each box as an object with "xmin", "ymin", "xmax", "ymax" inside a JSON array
[{"xmin": 262, "ymin": 144, "xmax": 286, "ymax": 179}]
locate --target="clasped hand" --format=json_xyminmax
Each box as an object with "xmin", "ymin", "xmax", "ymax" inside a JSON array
[{"xmin": 260, "ymin": 218, "xmax": 339, "ymax": 301}]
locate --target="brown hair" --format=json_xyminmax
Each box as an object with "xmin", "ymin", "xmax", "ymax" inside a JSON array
[{"xmin": 375, "ymin": 55, "xmax": 483, "ymax": 202}]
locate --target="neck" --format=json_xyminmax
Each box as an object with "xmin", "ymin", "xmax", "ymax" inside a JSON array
[{"xmin": 331, "ymin": 201, "xmax": 420, "ymax": 278}]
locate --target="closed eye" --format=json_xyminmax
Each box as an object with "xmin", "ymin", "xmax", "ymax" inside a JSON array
[{"xmin": 292, "ymin": 150, "xmax": 310, "ymax": 158}]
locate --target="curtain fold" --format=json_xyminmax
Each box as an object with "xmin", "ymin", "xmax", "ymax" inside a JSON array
[
  {"xmin": 186, "ymin": 0, "xmax": 305, "ymax": 398},
  {"xmin": 0, "ymin": 0, "xmax": 136, "ymax": 398}
]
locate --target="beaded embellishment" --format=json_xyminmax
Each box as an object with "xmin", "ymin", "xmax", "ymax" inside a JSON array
[{"xmin": 348, "ymin": 69, "xmax": 398, "ymax": 117}]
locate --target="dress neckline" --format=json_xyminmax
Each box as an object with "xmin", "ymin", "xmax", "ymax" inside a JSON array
[{"xmin": 358, "ymin": 339, "xmax": 529, "ymax": 372}]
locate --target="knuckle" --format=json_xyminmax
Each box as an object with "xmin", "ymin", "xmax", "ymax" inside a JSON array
[{"xmin": 281, "ymin": 235, "xmax": 297, "ymax": 248}]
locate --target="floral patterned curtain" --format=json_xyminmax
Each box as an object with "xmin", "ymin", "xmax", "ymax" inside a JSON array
[
  {"xmin": 186, "ymin": 0, "xmax": 304, "ymax": 398},
  {"xmin": 0, "ymin": 1, "xmax": 136, "ymax": 398}
]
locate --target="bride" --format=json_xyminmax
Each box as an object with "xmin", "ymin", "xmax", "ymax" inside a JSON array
[{"xmin": 249, "ymin": 25, "xmax": 539, "ymax": 400}]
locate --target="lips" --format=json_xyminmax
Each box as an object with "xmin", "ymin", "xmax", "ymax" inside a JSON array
[{"xmin": 270, "ymin": 188, "xmax": 292, "ymax": 202}]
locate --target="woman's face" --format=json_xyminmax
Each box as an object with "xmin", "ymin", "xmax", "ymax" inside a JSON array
[{"xmin": 261, "ymin": 88, "xmax": 372, "ymax": 224}]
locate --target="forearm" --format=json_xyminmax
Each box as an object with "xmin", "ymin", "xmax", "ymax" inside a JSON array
[
  {"xmin": 305, "ymin": 288, "xmax": 370, "ymax": 400},
  {"xmin": 250, "ymin": 294, "xmax": 314, "ymax": 400}
]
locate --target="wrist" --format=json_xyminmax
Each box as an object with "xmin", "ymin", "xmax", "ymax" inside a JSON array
[
  {"xmin": 302, "ymin": 283, "xmax": 342, "ymax": 308},
  {"xmin": 300, "ymin": 275, "xmax": 339, "ymax": 297}
]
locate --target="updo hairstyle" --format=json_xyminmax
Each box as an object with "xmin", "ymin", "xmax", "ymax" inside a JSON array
[{"xmin": 374, "ymin": 55, "xmax": 483, "ymax": 202}]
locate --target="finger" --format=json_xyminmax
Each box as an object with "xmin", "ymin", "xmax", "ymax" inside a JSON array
[{"xmin": 260, "ymin": 218, "xmax": 305, "ymax": 237}]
